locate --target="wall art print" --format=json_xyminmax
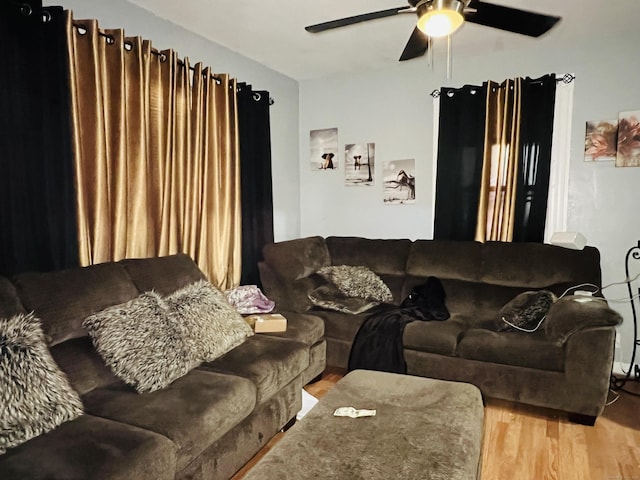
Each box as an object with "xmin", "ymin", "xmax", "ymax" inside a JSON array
[
  {"xmin": 310, "ymin": 128, "xmax": 338, "ymax": 171},
  {"xmin": 616, "ymin": 110, "xmax": 640, "ymax": 167},
  {"xmin": 584, "ymin": 120, "xmax": 617, "ymax": 162},
  {"xmin": 383, "ymin": 159, "xmax": 415, "ymax": 204},
  {"xmin": 344, "ymin": 143, "xmax": 375, "ymax": 186}
]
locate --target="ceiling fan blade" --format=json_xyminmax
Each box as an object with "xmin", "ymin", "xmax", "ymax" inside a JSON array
[
  {"xmin": 399, "ymin": 27, "xmax": 429, "ymax": 61},
  {"xmin": 465, "ymin": 0, "xmax": 560, "ymax": 37},
  {"xmin": 305, "ymin": 6, "xmax": 408, "ymax": 33}
]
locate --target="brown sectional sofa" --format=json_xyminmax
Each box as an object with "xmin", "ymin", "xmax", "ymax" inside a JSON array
[
  {"xmin": 0, "ymin": 254, "xmax": 325, "ymax": 479},
  {"xmin": 259, "ymin": 236, "xmax": 623, "ymax": 425}
]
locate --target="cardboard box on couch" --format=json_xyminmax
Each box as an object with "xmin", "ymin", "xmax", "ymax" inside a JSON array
[{"xmin": 245, "ymin": 313, "xmax": 287, "ymax": 333}]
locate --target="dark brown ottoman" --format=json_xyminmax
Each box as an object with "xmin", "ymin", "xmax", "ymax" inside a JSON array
[{"xmin": 244, "ymin": 370, "xmax": 484, "ymax": 479}]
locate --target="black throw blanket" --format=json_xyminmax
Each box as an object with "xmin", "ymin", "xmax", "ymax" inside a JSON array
[{"xmin": 347, "ymin": 276, "xmax": 450, "ymax": 374}]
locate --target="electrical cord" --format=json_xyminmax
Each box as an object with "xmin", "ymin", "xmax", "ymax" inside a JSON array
[
  {"xmin": 496, "ymin": 275, "xmax": 640, "ymax": 387},
  {"xmin": 605, "ymin": 388, "xmax": 620, "ymax": 406},
  {"xmin": 499, "ymin": 282, "xmax": 599, "ymax": 333},
  {"xmin": 500, "ymin": 315, "xmax": 547, "ymax": 333},
  {"xmin": 609, "ymin": 249, "xmax": 640, "ymax": 390}
]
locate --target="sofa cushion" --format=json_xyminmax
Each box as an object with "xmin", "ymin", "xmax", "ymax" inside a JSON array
[
  {"xmin": 165, "ymin": 280, "xmax": 254, "ymax": 362},
  {"xmin": 314, "ymin": 308, "xmax": 374, "ymax": 343},
  {"xmin": 326, "ymin": 237, "xmax": 412, "ymax": 276},
  {"xmin": 199, "ymin": 335, "xmax": 309, "ymax": 403},
  {"xmin": 50, "ymin": 337, "xmax": 123, "ymax": 395},
  {"xmin": 0, "ymin": 275, "xmax": 25, "ymax": 319},
  {"xmin": 457, "ymin": 328, "xmax": 565, "ymax": 371},
  {"xmin": 545, "ymin": 296, "xmax": 622, "ymax": 342},
  {"xmin": 13, "ymin": 262, "xmax": 139, "ymax": 346},
  {"xmin": 1, "ymin": 312, "xmax": 83, "ymax": 454},
  {"xmin": 497, "ymin": 290, "xmax": 556, "ymax": 332},
  {"xmin": 82, "ymin": 369, "xmax": 256, "ymax": 472},
  {"xmin": 480, "ymin": 242, "xmax": 601, "ymax": 288},
  {"xmin": 308, "ymin": 284, "xmax": 380, "ymax": 314},
  {"xmin": 0, "ymin": 414, "xmax": 176, "ymax": 480},
  {"xmin": 262, "ymin": 236, "xmax": 330, "ymax": 281},
  {"xmin": 83, "ymin": 291, "xmax": 195, "ymax": 393},
  {"xmin": 405, "ymin": 240, "xmax": 483, "ymax": 282},
  {"xmin": 120, "ymin": 253, "xmax": 206, "ymax": 296},
  {"xmin": 402, "ymin": 314, "xmax": 468, "ymax": 356}
]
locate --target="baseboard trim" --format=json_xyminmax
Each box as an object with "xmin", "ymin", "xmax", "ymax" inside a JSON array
[{"xmin": 612, "ymin": 361, "xmax": 639, "ymax": 378}]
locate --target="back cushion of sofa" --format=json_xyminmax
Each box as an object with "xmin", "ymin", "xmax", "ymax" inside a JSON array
[
  {"xmin": 49, "ymin": 336, "xmax": 122, "ymax": 395},
  {"xmin": 262, "ymin": 236, "xmax": 330, "ymax": 281},
  {"xmin": 120, "ymin": 253, "xmax": 206, "ymax": 296},
  {"xmin": 260, "ymin": 237, "xmax": 331, "ymax": 311},
  {"xmin": 481, "ymin": 242, "xmax": 601, "ymax": 288},
  {"xmin": 13, "ymin": 263, "xmax": 140, "ymax": 347},
  {"xmin": 406, "ymin": 240, "xmax": 483, "ymax": 282},
  {"xmin": 0, "ymin": 275, "xmax": 26, "ymax": 319},
  {"xmin": 326, "ymin": 237, "xmax": 412, "ymax": 275},
  {"xmin": 326, "ymin": 237, "xmax": 411, "ymax": 302}
]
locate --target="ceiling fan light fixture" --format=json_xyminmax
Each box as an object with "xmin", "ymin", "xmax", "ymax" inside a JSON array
[{"xmin": 416, "ymin": 0, "xmax": 465, "ymax": 38}]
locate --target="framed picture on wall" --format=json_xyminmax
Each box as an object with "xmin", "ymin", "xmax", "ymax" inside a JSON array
[
  {"xmin": 383, "ymin": 159, "xmax": 415, "ymax": 204},
  {"xmin": 310, "ymin": 128, "xmax": 338, "ymax": 171},
  {"xmin": 584, "ymin": 120, "xmax": 617, "ymax": 162},
  {"xmin": 344, "ymin": 143, "xmax": 375, "ymax": 186},
  {"xmin": 616, "ymin": 111, "xmax": 640, "ymax": 167}
]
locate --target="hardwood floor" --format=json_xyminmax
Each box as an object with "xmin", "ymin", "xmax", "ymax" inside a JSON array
[{"xmin": 233, "ymin": 368, "xmax": 640, "ymax": 479}]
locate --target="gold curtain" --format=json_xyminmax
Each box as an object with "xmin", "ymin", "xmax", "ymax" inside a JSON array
[
  {"xmin": 475, "ymin": 78, "xmax": 522, "ymax": 242},
  {"xmin": 66, "ymin": 13, "xmax": 241, "ymax": 288}
]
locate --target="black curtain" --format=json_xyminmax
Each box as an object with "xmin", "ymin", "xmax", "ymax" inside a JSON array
[
  {"xmin": 513, "ymin": 74, "xmax": 556, "ymax": 242},
  {"xmin": 0, "ymin": 0, "xmax": 79, "ymax": 276},
  {"xmin": 433, "ymin": 85, "xmax": 487, "ymax": 240},
  {"xmin": 237, "ymin": 84, "xmax": 274, "ymax": 287},
  {"xmin": 433, "ymin": 75, "xmax": 556, "ymax": 242}
]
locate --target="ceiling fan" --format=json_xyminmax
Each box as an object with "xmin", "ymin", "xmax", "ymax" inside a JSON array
[{"xmin": 305, "ymin": 0, "xmax": 561, "ymax": 62}]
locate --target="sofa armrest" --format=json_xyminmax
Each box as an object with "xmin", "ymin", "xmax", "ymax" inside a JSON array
[
  {"xmin": 544, "ymin": 295, "xmax": 622, "ymax": 343},
  {"xmin": 561, "ymin": 325, "xmax": 617, "ymax": 418}
]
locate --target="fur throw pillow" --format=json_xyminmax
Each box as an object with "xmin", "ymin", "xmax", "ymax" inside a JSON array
[
  {"xmin": 498, "ymin": 290, "xmax": 557, "ymax": 332},
  {"xmin": 316, "ymin": 265, "xmax": 393, "ymax": 303},
  {"xmin": 83, "ymin": 291, "xmax": 195, "ymax": 393},
  {"xmin": 166, "ymin": 280, "xmax": 254, "ymax": 363},
  {"xmin": 1, "ymin": 312, "xmax": 83, "ymax": 454},
  {"xmin": 308, "ymin": 284, "xmax": 380, "ymax": 314}
]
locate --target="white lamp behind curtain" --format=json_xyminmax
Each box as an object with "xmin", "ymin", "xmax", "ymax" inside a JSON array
[{"xmin": 544, "ymin": 75, "xmax": 575, "ymax": 243}]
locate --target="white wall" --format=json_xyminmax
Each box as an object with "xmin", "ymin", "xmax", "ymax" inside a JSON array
[
  {"xmin": 299, "ymin": 28, "xmax": 640, "ymax": 365},
  {"xmin": 56, "ymin": 0, "xmax": 301, "ymax": 242}
]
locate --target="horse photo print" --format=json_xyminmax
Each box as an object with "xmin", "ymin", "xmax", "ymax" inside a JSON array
[{"xmin": 383, "ymin": 159, "xmax": 415, "ymax": 204}]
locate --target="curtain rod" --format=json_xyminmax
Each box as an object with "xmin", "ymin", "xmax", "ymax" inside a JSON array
[
  {"xmin": 71, "ymin": 22, "xmax": 274, "ymax": 105},
  {"xmin": 11, "ymin": 3, "xmax": 274, "ymax": 105},
  {"xmin": 430, "ymin": 73, "xmax": 576, "ymax": 98}
]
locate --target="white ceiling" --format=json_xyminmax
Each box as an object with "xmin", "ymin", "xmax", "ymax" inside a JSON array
[{"xmin": 125, "ymin": 0, "xmax": 636, "ymax": 81}]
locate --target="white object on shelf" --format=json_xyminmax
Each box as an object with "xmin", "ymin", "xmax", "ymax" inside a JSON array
[{"xmin": 550, "ymin": 232, "xmax": 587, "ymax": 250}]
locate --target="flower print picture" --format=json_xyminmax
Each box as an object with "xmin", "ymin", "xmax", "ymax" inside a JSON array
[
  {"xmin": 616, "ymin": 111, "xmax": 640, "ymax": 167},
  {"xmin": 584, "ymin": 120, "xmax": 617, "ymax": 162}
]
